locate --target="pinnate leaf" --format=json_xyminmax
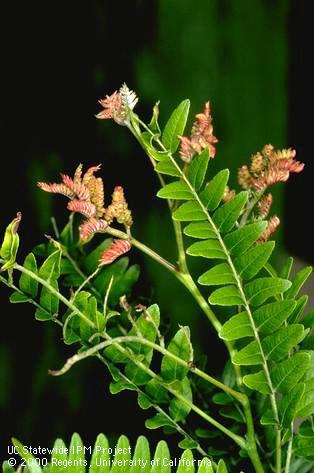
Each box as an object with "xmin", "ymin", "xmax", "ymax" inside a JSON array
[{"xmin": 162, "ymin": 99, "xmax": 190, "ymax": 153}]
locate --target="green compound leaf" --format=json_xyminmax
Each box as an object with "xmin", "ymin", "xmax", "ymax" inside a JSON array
[{"xmin": 198, "ymin": 263, "xmax": 236, "ymax": 286}]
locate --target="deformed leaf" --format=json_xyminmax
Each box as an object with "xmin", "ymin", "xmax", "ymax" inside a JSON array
[
  {"xmin": 161, "ymin": 326, "xmax": 193, "ymax": 382},
  {"xmin": 19, "ymin": 253, "xmax": 38, "ymax": 298},
  {"xmin": 169, "ymin": 377, "xmax": 192, "ymax": 421}
]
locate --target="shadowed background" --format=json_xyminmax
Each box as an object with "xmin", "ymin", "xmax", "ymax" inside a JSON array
[{"xmin": 0, "ymin": 0, "xmax": 312, "ymax": 462}]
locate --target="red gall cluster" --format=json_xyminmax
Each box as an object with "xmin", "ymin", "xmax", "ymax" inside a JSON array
[
  {"xmin": 238, "ymin": 145, "xmax": 304, "ymax": 191},
  {"xmin": 38, "ymin": 165, "xmax": 132, "ymax": 265},
  {"xmin": 179, "ymin": 102, "xmax": 218, "ymax": 162},
  {"xmin": 258, "ymin": 216, "xmax": 280, "ymax": 243},
  {"xmin": 99, "ymin": 239, "xmax": 131, "ymax": 266},
  {"xmin": 96, "ymin": 83, "xmax": 138, "ymax": 125}
]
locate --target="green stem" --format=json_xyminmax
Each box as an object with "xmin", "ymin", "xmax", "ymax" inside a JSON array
[
  {"xmin": 276, "ymin": 429, "xmax": 282, "ymax": 473},
  {"xmin": 285, "ymin": 424, "xmax": 293, "ymax": 473}
]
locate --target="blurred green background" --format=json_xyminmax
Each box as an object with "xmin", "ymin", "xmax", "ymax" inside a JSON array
[{"xmin": 1, "ymin": 0, "xmax": 311, "ymax": 461}]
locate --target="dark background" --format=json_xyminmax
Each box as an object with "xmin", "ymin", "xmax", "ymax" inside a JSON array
[{"xmin": 0, "ymin": 0, "xmax": 312, "ymax": 462}]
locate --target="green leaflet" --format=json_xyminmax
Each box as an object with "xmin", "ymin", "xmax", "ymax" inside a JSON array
[
  {"xmin": 217, "ymin": 460, "xmax": 228, "ymax": 473},
  {"xmin": 208, "ymin": 286, "xmax": 243, "ymax": 307},
  {"xmin": 262, "ymin": 324, "xmax": 305, "ymax": 362},
  {"xmin": 132, "ymin": 436, "xmax": 151, "ymax": 473},
  {"xmin": 279, "ymin": 383, "xmax": 305, "ymax": 427},
  {"xmin": 169, "ymin": 377, "xmax": 193, "ymax": 421},
  {"xmin": 198, "ymin": 263, "xmax": 236, "ymax": 286},
  {"xmin": 68, "ymin": 433, "xmax": 85, "ymax": 473},
  {"xmin": 244, "ymin": 277, "xmax": 291, "ymax": 306},
  {"xmin": 124, "ymin": 305, "xmax": 160, "ymax": 385},
  {"xmin": 280, "ymin": 256, "xmax": 294, "ymax": 280},
  {"xmin": 224, "ymin": 221, "xmax": 268, "ymax": 256},
  {"xmin": 200, "ymin": 169, "xmax": 229, "ymax": 210},
  {"xmin": 145, "ymin": 379, "xmax": 169, "ymax": 404},
  {"xmin": 285, "ymin": 266, "xmax": 313, "ymax": 300},
  {"xmin": 187, "ymin": 239, "xmax": 226, "ymax": 260},
  {"xmin": 155, "ymin": 160, "xmax": 181, "ymax": 177},
  {"xmin": 289, "ymin": 295, "xmax": 308, "ymax": 323},
  {"xmin": 234, "ymin": 241, "xmax": 275, "ymax": 280},
  {"xmin": 38, "ymin": 249, "xmax": 61, "ymax": 280},
  {"xmin": 50, "ymin": 438, "xmax": 68, "ymax": 473},
  {"xmin": 162, "ymin": 99, "xmax": 190, "ymax": 153},
  {"xmin": 145, "ymin": 413, "xmax": 174, "ymax": 430},
  {"xmin": 219, "ymin": 312, "xmax": 253, "ymax": 341},
  {"xmin": 187, "ymin": 148, "xmax": 210, "ymax": 191},
  {"xmin": 19, "ymin": 253, "xmax": 38, "ymax": 298},
  {"xmin": 243, "ymin": 371, "xmax": 270, "ymax": 394},
  {"xmin": 90, "ymin": 434, "xmax": 110, "ymax": 473},
  {"xmin": 111, "ymin": 436, "xmax": 131, "ymax": 473},
  {"xmin": 151, "ymin": 441, "xmax": 171, "ymax": 473},
  {"xmin": 183, "ymin": 222, "xmax": 216, "ymax": 239},
  {"xmin": 161, "ymin": 326, "xmax": 193, "ymax": 382},
  {"xmin": 157, "ymin": 181, "xmax": 194, "ymax": 200},
  {"xmin": 11, "ymin": 437, "xmax": 42, "ymax": 473},
  {"xmin": 212, "ymin": 191, "xmax": 248, "ymax": 233},
  {"xmin": 176, "ymin": 450, "xmax": 194, "ymax": 473},
  {"xmin": 297, "ymin": 353, "xmax": 314, "ymax": 417},
  {"xmin": 253, "ymin": 300, "xmax": 296, "ymax": 335},
  {"xmin": 173, "ymin": 201, "xmax": 206, "ymax": 221},
  {"xmin": 271, "ymin": 352, "xmax": 310, "ymax": 393},
  {"xmin": 234, "ymin": 325, "xmax": 305, "ymax": 366},
  {"xmin": 232, "ymin": 341, "xmax": 263, "ymax": 366}
]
